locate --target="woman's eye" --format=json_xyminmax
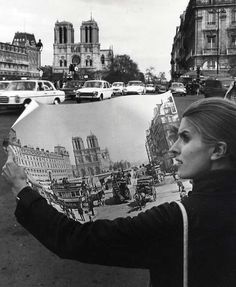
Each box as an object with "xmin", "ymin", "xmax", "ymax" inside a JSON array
[{"xmin": 181, "ymin": 134, "xmax": 190, "ymax": 143}]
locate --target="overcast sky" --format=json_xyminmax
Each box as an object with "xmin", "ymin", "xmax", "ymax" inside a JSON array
[{"xmin": 0, "ymin": 0, "xmax": 189, "ymax": 79}]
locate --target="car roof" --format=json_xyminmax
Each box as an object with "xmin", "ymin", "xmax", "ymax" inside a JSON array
[{"xmin": 85, "ymin": 80, "xmax": 106, "ymax": 82}]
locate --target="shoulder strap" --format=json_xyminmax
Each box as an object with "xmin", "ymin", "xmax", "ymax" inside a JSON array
[{"xmin": 175, "ymin": 201, "xmax": 188, "ymax": 287}]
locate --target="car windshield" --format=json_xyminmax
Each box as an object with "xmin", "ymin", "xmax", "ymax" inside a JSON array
[
  {"xmin": 65, "ymin": 81, "xmax": 83, "ymax": 88},
  {"xmin": 112, "ymin": 83, "xmax": 123, "ymax": 87},
  {"xmin": 7, "ymin": 81, "xmax": 36, "ymax": 91},
  {"xmin": 128, "ymin": 81, "xmax": 142, "ymax": 86},
  {"xmin": 83, "ymin": 81, "xmax": 103, "ymax": 88},
  {"xmin": 172, "ymin": 83, "xmax": 183, "ymax": 88},
  {"xmin": 0, "ymin": 82, "xmax": 10, "ymax": 90}
]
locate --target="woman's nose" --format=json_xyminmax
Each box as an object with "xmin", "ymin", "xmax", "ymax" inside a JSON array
[{"xmin": 169, "ymin": 140, "xmax": 180, "ymax": 157}]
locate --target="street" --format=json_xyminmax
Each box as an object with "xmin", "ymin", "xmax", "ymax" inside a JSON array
[{"xmin": 0, "ymin": 94, "xmax": 199, "ymax": 287}]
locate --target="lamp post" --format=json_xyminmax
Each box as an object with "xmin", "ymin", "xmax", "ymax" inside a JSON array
[{"xmin": 213, "ymin": 8, "xmax": 226, "ymax": 75}]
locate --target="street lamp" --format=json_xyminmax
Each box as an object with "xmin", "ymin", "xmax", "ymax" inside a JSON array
[{"xmin": 212, "ymin": 8, "xmax": 226, "ymax": 74}]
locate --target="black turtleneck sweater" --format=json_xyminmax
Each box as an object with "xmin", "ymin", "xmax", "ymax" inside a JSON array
[{"xmin": 15, "ymin": 169, "xmax": 236, "ymax": 287}]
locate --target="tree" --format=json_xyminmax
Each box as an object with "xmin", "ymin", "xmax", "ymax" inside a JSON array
[
  {"xmin": 40, "ymin": 65, "xmax": 53, "ymax": 81},
  {"xmin": 145, "ymin": 66, "xmax": 157, "ymax": 83},
  {"xmin": 104, "ymin": 54, "xmax": 144, "ymax": 83}
]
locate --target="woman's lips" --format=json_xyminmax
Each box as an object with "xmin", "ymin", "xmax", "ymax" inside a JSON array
[{"xmin": 175, "ymin": 159, "xmax": 183, "ymax": 165}]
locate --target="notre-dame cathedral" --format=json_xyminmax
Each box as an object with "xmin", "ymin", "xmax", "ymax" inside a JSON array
[{"xmin": 52, "ymin": 18, "xmax": 113, "ymax": 78}]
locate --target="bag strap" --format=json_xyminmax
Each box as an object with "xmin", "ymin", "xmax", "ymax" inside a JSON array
[{"xmin": 175, "ymin": 201, "xmax": 188, "ymax": 287}]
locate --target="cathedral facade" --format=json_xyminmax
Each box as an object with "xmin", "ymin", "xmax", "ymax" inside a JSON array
[
  {"xmin": 52, "ymin": 19, "xmax": 113, "ymax": 78},
  {"xmin": 72, "ymin": 134, "xmax": 112, "ymax": 178}
]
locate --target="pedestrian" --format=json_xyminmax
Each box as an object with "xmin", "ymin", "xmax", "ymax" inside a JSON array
[
  {"xmin": 176, "ymin": 179, "xmax": 184, "ymax": 192},
  {"xmin": 225, "ymin": 79, "xmax": 236, "ymax": 103},
  {"xmin": 77, "ymin": 200, "xmax": 85, "ymax": 221},
  {"xmin": 88, "ymin": 197, "xmax": 95, "ymax": 216},
  {"xmin": 2, "ymin": 97, "xmax": 236, "ymax": 287}
]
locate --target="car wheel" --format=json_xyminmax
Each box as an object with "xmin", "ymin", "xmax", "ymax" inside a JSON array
[
  {"xmin": 54, "ymin": 98, "xmax": 60, "ymax": 105},
  {"xmin": 23, "ymin": 99, "xmax": 31, "ymax": 108},
  {"xmin": 99, "ymin": 95, "xmax": 103, "ymax": 101}
]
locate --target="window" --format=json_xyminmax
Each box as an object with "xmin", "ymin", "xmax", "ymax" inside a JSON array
[
  {"xmin": 207, "ymin": 60, "xmax": 216, "ymax": 69},
  {"xmin": 231, "ymin": 35, "xmax": 236, "ymax": 46},
  {"xmin": 207, "ymin": 35, "xmax": 216, "ymax": 49},
  {"xmin": 43, "ymin": 82, "xmax": 54, "ymax": 91},
  {"xmin": 232, "ymin": 9, "xmax": 236, "ymax": 23},
  {"xmin": 207, "ymin": 11, "xmax": 216, "ymax": 24}
]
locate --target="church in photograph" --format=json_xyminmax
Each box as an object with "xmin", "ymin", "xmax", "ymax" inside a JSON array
[
  {"xmin": 53, "ymin": 18, "xmax": 113, "ymax": 79},
  {"xmin": 72, "ymin": 133, "xmax": 112, "ymax": 178}
]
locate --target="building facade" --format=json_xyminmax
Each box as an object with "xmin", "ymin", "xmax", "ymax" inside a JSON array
[
  {"xmin": 0, "ymin": 32, "xmax": 41, "ymax": 80},
  {"xmin": 146, "ymin": 95, "xmax": 180, "ymax": 171},
  {"xmin": 171, "ymin": 0, "xmax": 236, "ymax": 79},
  {"xmin": 53, "ymin": 19, "xmax": 113, "ymax": 79},
  {"xmin": 72, "ymin": 134, "xmax": 112, "ymax": 178},
  {"xmin": 8, "ymin": 129, "xmax": 73, "ymax": 182}
]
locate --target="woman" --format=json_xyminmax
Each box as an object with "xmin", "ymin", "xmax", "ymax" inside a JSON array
[{"xmin": 2, "ymin": 97, "xmax": 236, "ymax": 287}]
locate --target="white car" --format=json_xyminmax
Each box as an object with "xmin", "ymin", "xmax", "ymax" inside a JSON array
[
  {"xmin": 125, "ymin": 80, "xmax": 146, "ymax": 95},
  {"xmin": 76, "ymin": 80, "xmax": 113, "ymax": 102},
  {"xmin": 0, "ymin": 80, "xmax": 65, "ymax": 108},
  {"xmin": 112, "ymin": 82, "xmax": 126, "ymax": 96},
  {"xmin": 169, "ymin": 82, "xmax": 186, "ymax": 96},
  {"xmin": 146, "ymin": 84, "xmax": 156, "ymax": 93}
]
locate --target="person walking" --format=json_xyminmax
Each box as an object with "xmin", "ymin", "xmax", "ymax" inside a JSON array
[
  {"xmin": 2, "ymin": 97, "xmax": 236, "ymax": 287},
  {"xmin": 77, "ymin": 200, "xmax": 85, "ymax": 221}
]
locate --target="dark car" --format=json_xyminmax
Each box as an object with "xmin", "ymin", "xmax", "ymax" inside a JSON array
[
  {"xmin": 202, "ymin": 79, "xmax": 227, "ymax": 98},
  {"xmin": 61, "ymin": 80, "xmax": 84, "ymax": 100},
  {"xmin": 156, "ymin": 84, "xmax": 167, "ymax": 94}
]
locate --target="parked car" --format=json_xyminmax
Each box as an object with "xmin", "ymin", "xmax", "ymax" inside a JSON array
[
  {"xmin": 169, "ymin": 82, "xmax": 186, "ymax": 96},
  {"xmin": 202, "ymin": 78, "xmax": 227, "ymax": 98},
  {"xmin": 75, "ymin": 80, "xmax": 113, "ymax": 103},
  {"xmin": 0, "ymin": 80, "xmax": 11, "ymax": 91},
  {"xmin": 145, "ymin": 84, "xmax": 156, "ymax": 93},
  {"xmin": 125, "ymin": 80, "xmax": 146, "ymax": 95},
  {"xmin": 156, "ymin": 84, "xmax": 167, "ymax": 94},
  {"xmin": 112, "ymin": 82, "xmax": 126, "ymax": 96},
  {"xmin": 61, "ymin": 80, "xmax": 84, "ymax": 100},
  {"xmin": 0, "ymin": 80, "xmax": 65, "ymax": 108}
]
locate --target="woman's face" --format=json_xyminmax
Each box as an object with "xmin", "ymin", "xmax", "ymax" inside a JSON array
[{"xmin": 170, "ymin": 117, "xmax": 214, "ymax": 179}]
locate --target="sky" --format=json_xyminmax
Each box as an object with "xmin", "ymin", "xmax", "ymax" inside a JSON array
[
  {"xmin": 12, "ymin": 93, "xmax": 173, "ymax": 166},
  {"xmin": 0, "ymin": 0, "xmax": 189, "ymax": 80}
]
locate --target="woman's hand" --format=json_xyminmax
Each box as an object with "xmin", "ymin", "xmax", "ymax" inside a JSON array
[{"xmin": 1, "ymin": 147, "xmax": 28, "ymax": 197}]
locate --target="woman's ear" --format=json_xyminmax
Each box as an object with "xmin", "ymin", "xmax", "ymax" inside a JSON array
[{"xmin": 210, "ymin": 141, "xmax": 228, "ymax": 161}]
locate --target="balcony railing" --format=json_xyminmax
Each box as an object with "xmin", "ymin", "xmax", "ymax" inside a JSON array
[
  {"xmin": 227, "ymin": 47, "xmax": 236, "ymax": 55},
  {"xmin": 203, "ymin": 48, "xmax": 217, "ymax": 55}
]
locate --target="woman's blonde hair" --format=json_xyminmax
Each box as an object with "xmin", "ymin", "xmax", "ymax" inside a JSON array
[{"xmin": 183, "ymin": 97, "xmax": 236, "ymax": 167}]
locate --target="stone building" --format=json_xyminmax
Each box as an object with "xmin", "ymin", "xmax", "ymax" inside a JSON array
[
  {"xmin": 8, "ymin": 129, "xmax": 73, "ymax": 182},
  {"xmin": 53, "ymin": 18, "xmax": 113, "ymax": 79},
  {"xmin": 72, "ymin": 134, "xmax": 112, "ymax": 178},
  {"xmin": 0, "ymin": 32, "xmax": 41, "ymax": 80},
  {"xmin": 171, "ymin": 0, "xmax": 236, "ymax": 79},
  {"xmin": 145, "ymin": 95, "xmax": 180, "ymax": 171}
]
